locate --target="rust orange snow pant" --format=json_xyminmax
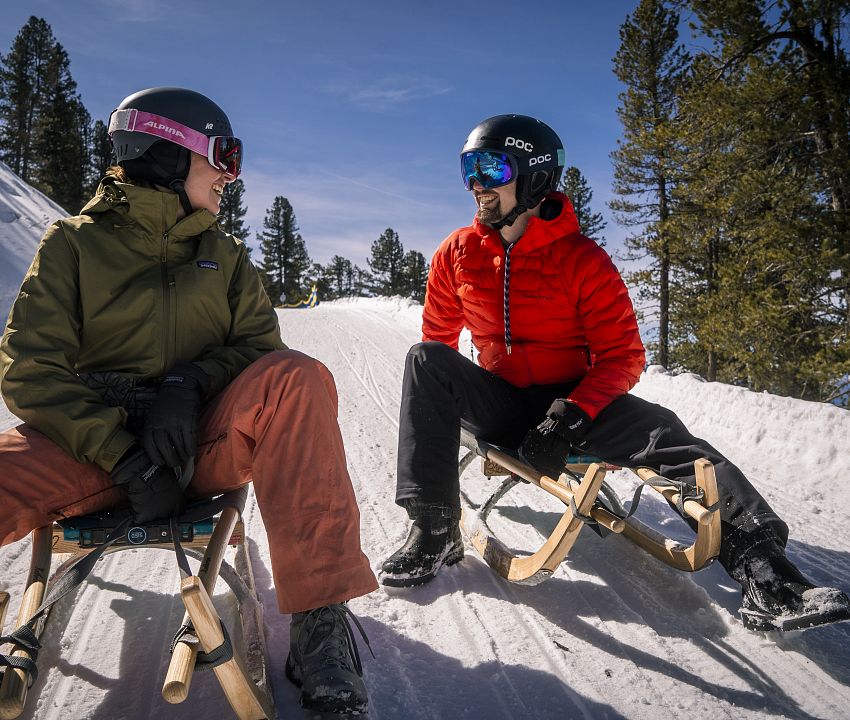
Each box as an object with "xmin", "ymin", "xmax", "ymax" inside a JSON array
[{"xmin": 0, "ymin": 350, "xmax": 378, "ymax": 613}]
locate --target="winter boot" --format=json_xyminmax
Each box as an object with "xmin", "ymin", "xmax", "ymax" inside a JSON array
[
  {"xmin": 381, "ymin": 502, "xmax": 464, "ymax": 587},
  {"xmin": 285, "ymin": 603, "xmax": 371, "ymax": 714},
  {"xmin": 734, "ymin": 552, "xmax": 850, "ymax": 632}
]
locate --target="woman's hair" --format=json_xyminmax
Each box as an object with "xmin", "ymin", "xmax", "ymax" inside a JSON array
[{"xmin": 105, "ymin": 165, "xmax": 129, "ymax": 182}]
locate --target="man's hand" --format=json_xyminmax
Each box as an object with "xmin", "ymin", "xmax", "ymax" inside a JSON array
[
  {"xmin": 111, "ymin": 446, "xmax": 186, "ymax": 524},
  {"xmin": 518, "ymin": 400, "xmax": 592, "ymax": 478},
  {"xmin": 141, "ymin": 363, "xmax": 209, "ymax": 468}
]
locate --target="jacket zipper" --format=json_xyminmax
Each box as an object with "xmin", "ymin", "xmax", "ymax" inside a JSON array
[
  {"xmin": 503, "ymin": 242, "xmax": 515, "ymax": 355},
  {"xmin": 161, "ymin": 230, "xmax": 170, "ymax": 374}
]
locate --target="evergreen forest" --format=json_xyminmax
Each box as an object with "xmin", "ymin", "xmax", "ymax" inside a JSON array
[{"xmin": 1, "ymin": 4, "xmax": 847, "ymax": 405}]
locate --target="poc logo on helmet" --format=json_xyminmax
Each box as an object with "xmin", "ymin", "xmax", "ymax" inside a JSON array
[
  {"xmin": 505, "ymin": 136, "xmax": 534, "ymax": 152},
  {"xmin": 529, "ymin": 153, "xmax": 552, "ymax": 166},
  {"xmin": 143, "ymin": 120, "xmax": 186, "ymax": 139}
]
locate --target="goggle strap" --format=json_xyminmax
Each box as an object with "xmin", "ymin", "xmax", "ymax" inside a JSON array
[{"xmin": 108, "ymin": 108, "xmax": 210, "ymax": 157}]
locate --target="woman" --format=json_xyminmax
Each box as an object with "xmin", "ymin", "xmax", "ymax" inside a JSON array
[{"xmin": 0, "ymin": 86, "xmax": 377, "ymax": 714}]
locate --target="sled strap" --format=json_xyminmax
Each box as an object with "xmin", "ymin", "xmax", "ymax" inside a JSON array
[
  {"xmin": 0, "ymin": 624, "xmax": 39, "ymax": 682},
  {"xmin": 0, "ymin": 517, "xmax": 130, "ymax": 686},
  {"xmin": 169, "ymin": 618, "xmax": 234, "ymax": 672},
  {"xmin": 623, "ymin": 474, "xmax": 716, "ymax": 519},
  {"xmin": 169, "ymin": 516, "xmax": 235, "ymax": 672},
  {"xmin": 567, "ymin": 496, "xmax": 613, "ymax": 538}
]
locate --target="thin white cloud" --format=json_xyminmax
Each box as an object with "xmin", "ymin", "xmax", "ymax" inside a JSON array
[
  {"xmin": 316, "ymin": 169, "xmax": 432, "ymax": 208},
  {"xmin": 94, "ymin": 0, "xmax": 176, "ymax": 22},
  {"xmin": 327, "ymin": 75, "xmax": 451, "ymax": 111}
]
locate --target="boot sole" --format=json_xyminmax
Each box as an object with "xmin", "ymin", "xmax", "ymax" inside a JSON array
[
  {"xmin": 380, "ymin": 543, "xmax": 464, "ymax": 587},
  {"xmin": 741, "ymin": 605, "xmax": 850, "ymax": 632},
  {"xmin": 285, "ymin": 653, "xmax": 369, "ymax": 714}
]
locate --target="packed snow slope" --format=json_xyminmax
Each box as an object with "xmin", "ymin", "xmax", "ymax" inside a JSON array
[
  {"xmin": 0, "ymin": 161, "xmax": 65, "ymax": 322},
  {"xmin": 1, "ymin": 168, "xmax": 849, "ymax": 719},
  {"xmin": 0, "ymin": 297, "xmax": 848, "ymax": 720}
]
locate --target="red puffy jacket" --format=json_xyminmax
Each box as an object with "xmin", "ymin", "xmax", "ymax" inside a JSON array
[{"xmin": 422, "ymin": 192, "xmax": 645, "ymax": 419}]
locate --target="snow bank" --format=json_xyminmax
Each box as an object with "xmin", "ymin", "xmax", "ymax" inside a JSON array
[{"xmin": 0, "ymin": 161, "xmax": 65, "ymax": 321}]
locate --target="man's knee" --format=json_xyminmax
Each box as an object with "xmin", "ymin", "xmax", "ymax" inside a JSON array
[{"xmin": 406, "ymin": 341, "xmax": 462, "ymax": 373}]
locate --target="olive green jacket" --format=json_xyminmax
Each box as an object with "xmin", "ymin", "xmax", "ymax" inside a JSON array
[{"xmin": 0, "ymin": 176, "xmax": 285, "ymax": 471}]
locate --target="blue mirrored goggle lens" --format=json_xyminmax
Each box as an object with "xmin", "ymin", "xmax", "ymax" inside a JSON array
[{"xmin": 461, "ymin": 151, "xmax": 514, "ymax": 190}]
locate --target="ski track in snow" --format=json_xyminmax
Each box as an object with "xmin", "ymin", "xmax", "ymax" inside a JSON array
[{"xmin": 1, "ymin": 298, "xmax": 849, "ymax": 719}]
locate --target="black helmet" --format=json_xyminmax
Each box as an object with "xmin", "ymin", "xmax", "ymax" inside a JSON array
[
  {"xmin": 108, "ymin": 87, "xmax": 237, "ymax": 215},
  {"xmin": 461, "ymin": 114, "xmax": 565, "ymax": 228}
]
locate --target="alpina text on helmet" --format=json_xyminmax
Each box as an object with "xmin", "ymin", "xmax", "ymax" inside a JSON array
[
  {"xmin": 505, "ymin": 137, "xmax": 533, "ymax": 152},
  {"xmin": 143, "ymin": 121, "xmax": 186, "ymax": 139}
]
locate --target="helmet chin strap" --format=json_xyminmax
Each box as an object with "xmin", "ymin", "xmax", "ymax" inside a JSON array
[
  {"xmin": 169, "ymin": 178, "xmax": 194, "ymax": 217},
  {"xmin": 490, "ymin": 203, "xmax": 527, "ymax": 230},
  {"xmin": 490, "ymin": 170, "xmax": 555, "ymax": 229}
]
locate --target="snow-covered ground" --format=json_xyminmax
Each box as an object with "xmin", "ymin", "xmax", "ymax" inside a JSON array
[
  {"xmin": 0, "ymin": 161, "xmax": 65, "ymax": 323},
  {"xmin": 1, "ymin": 165, "xmax": 850, "ymax": 719}
]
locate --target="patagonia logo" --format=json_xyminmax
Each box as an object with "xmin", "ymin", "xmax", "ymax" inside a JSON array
[{"xmin": 197, "ymin": 260, "xmax": 219, "ymax": 270}]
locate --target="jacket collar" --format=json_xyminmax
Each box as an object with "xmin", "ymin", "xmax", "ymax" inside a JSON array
[
  {"xmin": 81, "ymin": 176, "xmax": 219, "ymax": 239},
  {"xmin": 472, "ymin": 192, "xmax": 582, "ymax": 254}
]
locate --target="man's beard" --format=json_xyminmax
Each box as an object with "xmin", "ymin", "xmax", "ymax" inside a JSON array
[{"xmin": 476, "ymin": 198, "xmax": 504, "ymax": 224}]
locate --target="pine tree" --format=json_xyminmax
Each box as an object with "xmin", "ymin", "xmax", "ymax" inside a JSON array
[
  {"xmin": 686, "ymin": 0, "xmax": 850, "ymax": 393},
  {"xmin": 558, "ymin": 166, "xmax": 607, "ymax": 244},
  {"xmin": 0, "ymin": 17, "xmax": 91, "ymax": 212},
  {"xmin": 323, "ymin": 255, "xmax": 355, "ymax": 299},
  {"xmin": 34, "ymin": 59, "xmax": 90, "ymax": 212},
  {"xmin": 257, "ymin": 196, "xmax": 311, "ymax": 305},
  {"xmin": 220, "ymin": 179, "xmax": 250, "ymax": 237},
  {"xmin": 88, "ymin": 118, "xmax": 113, "ymax": 192},
  {"xmin": 401, "ymin": 250, "xmax": 428, "ymax": 303},
  {"xmin": 610, "ymin": 0, "xmax": 689, "ymax": 367},
  {"xmin": 0, "ymin": 17, "xmax": 54, "ymax": 181},
  {"xmin": 352, "ymin": 265, "xmax": 372, "ymax": 297},
  {"xmin": 305, "ymin": 261, "xmax": 331, "ymax": 301},
  {"xmin": 368, "ymin": 228, "xmax": 405, "ymax": 296},
  {"xmin": 666, "ymin": 0, "xmax": 850, "ymax": 404}
]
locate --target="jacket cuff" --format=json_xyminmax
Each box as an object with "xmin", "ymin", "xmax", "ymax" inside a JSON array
[{"xmin": 95, "ymin": 426, "xmax": 138, "ymax": 472}]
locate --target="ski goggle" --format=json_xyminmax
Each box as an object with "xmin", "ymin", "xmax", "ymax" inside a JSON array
[
  {"xmin": 108, "ymin": 108, "xmax": 243, "ymax": 178},
  {"xmin": 461, "ymin": 150, "xmax": 516, "ymax": 190}
]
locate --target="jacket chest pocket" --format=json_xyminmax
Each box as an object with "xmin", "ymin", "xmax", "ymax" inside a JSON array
[{"xmin": 172, "ymin": 264, "xmax": 232, "ymax": 348}]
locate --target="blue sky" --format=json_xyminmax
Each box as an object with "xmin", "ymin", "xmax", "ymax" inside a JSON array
[{"xmin": 2, "ymin": 0, "xmax": 642, "ymax": 267}]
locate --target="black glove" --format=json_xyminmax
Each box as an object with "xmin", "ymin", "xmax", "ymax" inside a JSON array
[
  {"xmin": 518, "ymin": 399, "xmax": 592, "ymax": 478},
  {"xmin": 141, "ymin": 363, "xmax": 210, "ymax": 468},
  {"xmin": 79, "ymin": 371, "xmax": 158, "ymax": 435},
  {"xmin": 111, "ymin": 446, "xmax": 186, "ymax": 524}
]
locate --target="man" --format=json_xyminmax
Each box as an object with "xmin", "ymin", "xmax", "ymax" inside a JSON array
[
  {"xmin": 380, "ymin": 113, "xmax": 850, "ymax": 633},
  {"xmin": 0, "ymin": 87, "xmax": 376, "ymax": 713}
]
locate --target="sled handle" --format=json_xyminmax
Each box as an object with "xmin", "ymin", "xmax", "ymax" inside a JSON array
[
  {"xmin": 162, "ymin": 506, "xmax": 239, "ymax": 704},
  {"xmin": 633, "ymin": 467, "xmax": 714, "ymax": 526},
  {"xmin": 0, "ymin": 592, "xmax": 8, "ymax": 636},
  {"xmin": 180, "ymin": 577, "xmax": 269, "ymax": 720},
  {"xmin": 0, "ymin": 526, "xmax": 52, "ymax": 720}
]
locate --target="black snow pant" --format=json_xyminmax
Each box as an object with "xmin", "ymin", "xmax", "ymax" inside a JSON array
[{"xmin": 395, "ymin": 342, "xmax": 789, "ymax": 574}]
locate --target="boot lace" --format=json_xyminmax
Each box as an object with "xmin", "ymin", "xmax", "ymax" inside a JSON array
[{"xmin": 294, "ymin": 604, "xmax": 373, "ymax": 674}]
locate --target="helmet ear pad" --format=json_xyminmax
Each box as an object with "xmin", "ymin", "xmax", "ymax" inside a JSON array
[
  {"xmin": 517, "ymin": 169, "xmax": 557, "ymax": 210},
  {"xmin": 119, "ymin": 140, "xmax": 191, "ymax": 187}
]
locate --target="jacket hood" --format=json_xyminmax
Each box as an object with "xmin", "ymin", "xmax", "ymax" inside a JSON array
[
  {"xmin": 81, "ymin": 175, "xmax": 219, "ymax": 240},
  {"xmin": 472, "ymin": 191, "xmax": 581, "ymax": 254}
]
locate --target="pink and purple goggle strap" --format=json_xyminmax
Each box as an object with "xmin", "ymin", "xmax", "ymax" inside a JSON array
[{"xmin": 108, "ymin": 108, "xmax": 211, "ymax": 156}]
